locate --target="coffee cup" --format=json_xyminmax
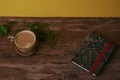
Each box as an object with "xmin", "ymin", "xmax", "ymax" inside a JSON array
[{"xmin": 14, "ymin": 30, "xmax": 37, "ymax": 56}]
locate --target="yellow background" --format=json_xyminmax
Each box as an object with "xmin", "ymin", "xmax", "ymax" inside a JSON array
[{"xmin": 0, "ymin": 0, "xmax": 120, "ymax": 17}]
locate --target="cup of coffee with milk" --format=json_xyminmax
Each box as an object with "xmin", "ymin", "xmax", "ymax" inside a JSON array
[{"xmin": 14, "ymin": 30, "xmax": 37, "ymax": 56}]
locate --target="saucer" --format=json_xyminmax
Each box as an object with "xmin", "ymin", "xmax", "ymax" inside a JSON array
[{"xmin": 15, "ymin": 47, "xmax": 35, "ymax": 56}]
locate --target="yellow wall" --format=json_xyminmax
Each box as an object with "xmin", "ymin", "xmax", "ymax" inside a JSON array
[{"xmin": 0, "ymin": 0, "xmax": 120, "ymax": 17}]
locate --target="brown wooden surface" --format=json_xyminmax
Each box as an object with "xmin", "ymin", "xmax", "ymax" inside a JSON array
[{"xmin": 0, "ymin": 17, "xmax": 120, "ymax": 80}]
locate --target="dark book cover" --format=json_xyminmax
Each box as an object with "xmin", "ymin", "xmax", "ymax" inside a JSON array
[{"xmin": 72, "ymin": 32, "xmax": 115, "ymax": 76}]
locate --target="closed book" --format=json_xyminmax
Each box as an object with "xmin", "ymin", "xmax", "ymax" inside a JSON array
[{"xmin": 72, "ymin": 32, "xmax": 115, "ymax": 76}]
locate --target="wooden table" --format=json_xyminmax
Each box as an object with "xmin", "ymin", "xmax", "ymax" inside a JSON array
[{"xmin": 0, "ymin": 17, "xmax": 120, "ymax": 80}]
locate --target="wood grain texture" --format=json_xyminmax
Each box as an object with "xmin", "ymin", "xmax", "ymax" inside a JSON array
[{"xmin": 0, "ymin": 17, "xmax": 120, "ymax": 80}]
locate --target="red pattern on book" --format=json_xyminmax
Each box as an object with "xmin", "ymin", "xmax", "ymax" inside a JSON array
[{"xmin": 89, "ymin": 42, "xmax": 111, "ymax": 74}]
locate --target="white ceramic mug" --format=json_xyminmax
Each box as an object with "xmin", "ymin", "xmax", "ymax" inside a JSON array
[{"xmin": 14, "ymin": 30, "xmax": 37, "ymax": 56}]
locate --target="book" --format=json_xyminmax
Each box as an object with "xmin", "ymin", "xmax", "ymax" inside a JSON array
[{"xmin": 72, "ymin": 32, "xmax": 115, "ymax": 76}]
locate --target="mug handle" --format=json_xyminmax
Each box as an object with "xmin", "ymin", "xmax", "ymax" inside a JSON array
[{"xmin": 8, "ymin": 35, "xmax": 15, "ymax": 42}]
